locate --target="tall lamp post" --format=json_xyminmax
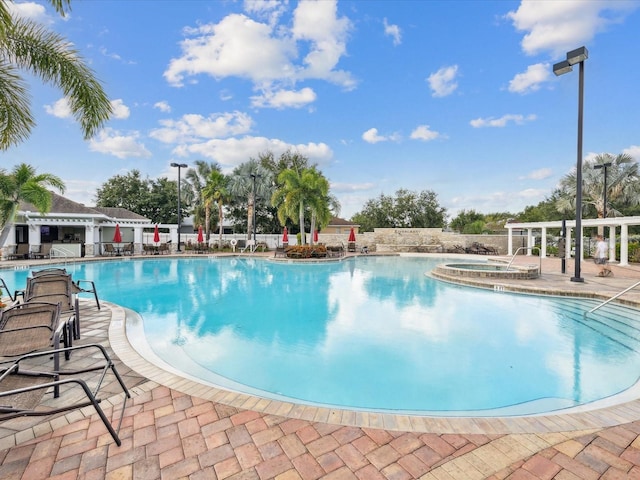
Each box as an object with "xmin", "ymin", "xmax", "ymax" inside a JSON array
[
  {"xmin": 170, "ymin": 162, "xmax": 188, "ymax": 252},
  {"xmin": 249, "ymin": 173, "xmax": 261, "ymax": 245},
  {"xmin": 594, "ymin": 161, "xmax": 612, "ymax": 218},
  {"xmin": 553, "ymin": 46, "xmax": 588, "ymax": 283}
]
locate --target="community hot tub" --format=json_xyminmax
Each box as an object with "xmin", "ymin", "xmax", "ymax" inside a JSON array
[{"xmin": 432, "ymin": 261, "xmax": 540, "ymax": 280}]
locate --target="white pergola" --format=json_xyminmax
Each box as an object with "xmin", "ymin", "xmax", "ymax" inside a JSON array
[{"xmin": 505, "ymin": 216, "xmax": 640, "ymax": 266}]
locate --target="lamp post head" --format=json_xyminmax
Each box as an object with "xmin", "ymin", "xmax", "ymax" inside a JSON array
[
  {"xmin": 593, "ymin": 162, "xmax": 612, "ymax": 170},
  {"xmin": 553, "ymin": 60, "xmax": 572, "ymax": 76},
  {"xmin": 567, "ymin": 46, "xmax": 588, "ymax": 65},
  {"xmin": 171, "ymin": 162, "xmax": 188, "ymax": 168}
]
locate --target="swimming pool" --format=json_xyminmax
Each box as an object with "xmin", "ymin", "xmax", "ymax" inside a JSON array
[{"xmin": 5, "ymin": 256, "xmax": 640, "ymax": 416}]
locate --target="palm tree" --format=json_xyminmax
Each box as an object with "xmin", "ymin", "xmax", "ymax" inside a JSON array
[
  {"xmin": 304, "ymin": 169, "xmax": 339, "ymax": 245},
  {"xmin": 556, "ymin": 153, "xmax": 640, "ymax": 220},
  {"xmin": 0, "ymin": 0, "xmax": 112, "ymax": 149},
  {"xmin": 0, "ymin": 163, "xmax": 65, "ymax": 245},
  {"xmin": 228, "ymin": 160, "xmax": 274, "ymax": 239},
  {"xmin": 202, "ymin": 170, "xmax": 230, "ymax": 249},
  {"xmin": 272, "ymin": 167, "xmax": 333, "ymax": 245},
  {"xmin": 184, "ymin": 161, "xmax": 220, "ymax": 239}
]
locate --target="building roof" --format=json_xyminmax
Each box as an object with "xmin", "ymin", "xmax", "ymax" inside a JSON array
[
  {"xmin": 19, "ymin": 192, "xmax": 149, "ymax": 222},
  {"xmin": 328, "ymin": 216, "xmax": 359, "ymax": 227}
]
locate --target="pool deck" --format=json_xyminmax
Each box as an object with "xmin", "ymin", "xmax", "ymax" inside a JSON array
[{"xmin": 3, "ymin": 253, "xmax": 640, "ymax": 478}]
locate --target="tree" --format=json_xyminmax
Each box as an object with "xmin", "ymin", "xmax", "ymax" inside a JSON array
[
  {"xmin": 351, "ymin": 189, "xmax": 446, "ymax": 231},
  {"xmin": 556, "ymin": 153, "xmax": 640, "ymax": 220},
  {"xmin": 0, "ymin": 0, "xmax": 112, "ymax": 149},
  {"xmin": 0, "ymin": 163, "xmax": 65, "ymax": 244},
  {"xmin": 271, "ymin": 166, "xmax": 332, "ymax": 245},
  {"xmin": 94, "ymin": 170, "xmax": 180, "ymax": 224},
  {"xmin": 184, "ymin": 161, "xmax": 220, "ymax": 239},
  {"xmin": 227, "ymin": 160, "xmax": 274, "ymax": 240},
  {"xmin": 202, "ymin": 170, "xmax": 230, "ymax": 247},
  {"xmin": 449, "ymin": 209, "xmax": 485, "ymax": 234}
]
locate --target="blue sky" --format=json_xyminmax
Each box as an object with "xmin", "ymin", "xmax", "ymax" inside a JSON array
[{"xmin": 5, "ymin": 0, "xmax": 640, "ymax": 220}]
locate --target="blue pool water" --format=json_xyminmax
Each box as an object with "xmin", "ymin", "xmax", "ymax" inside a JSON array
[{"xmin": 5, "ymin": 256, "xmax": 640, "ymax": 415}]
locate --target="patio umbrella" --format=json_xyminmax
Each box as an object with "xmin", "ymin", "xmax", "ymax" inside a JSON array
[
  {"xmin": 113, "ymin": 224, "xmax": 122, "ymax": 243},
  {"xmin": 282, "ymin": 227, "xmax": 289, "ymax": 244},
  {"xmin": 348, "ymin": 227, "xmax": 356, "ymax": 242},
  {"xmin": 313, "ymin": 230, "xmax": 318, "ymax": 243},
  {"xmin": 153, "ymin": 224, "xmax": 160, "ymax": 244},
  {"xmin": 197, "ymin": 225, "xmax": 204, "ymax": 243}
]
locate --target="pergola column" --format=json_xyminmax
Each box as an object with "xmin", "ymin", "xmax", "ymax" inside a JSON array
[
  {"xmin": 540, "ymin": 227, "xmax": 547, "ymax": 258},
  {"xmin": 620, "ymin": 224, "xmax": 629, "ymax": 266},
  {"xmin": 527, "ymin": 228, "xmax": 533, "ymax": 256},
  {"xmin": 608, "ymin": 226, "xmax": 616, "ymax": 264},
  {"xmin": 507, "ymin": 228, "xmax": 513, "ymax": 255}
]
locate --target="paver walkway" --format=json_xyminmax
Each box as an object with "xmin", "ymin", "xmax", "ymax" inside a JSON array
[{"xmin": 2, "ymin": 254, "xmax": 640, "ymax": 479}]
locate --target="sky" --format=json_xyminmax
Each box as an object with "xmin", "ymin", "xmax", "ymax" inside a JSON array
[{"xmin": 4, "ymin": 0, "xmax": 640, "ymax": 221}]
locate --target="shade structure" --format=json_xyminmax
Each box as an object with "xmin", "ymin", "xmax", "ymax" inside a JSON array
[
  {"xmin": 113, "ymin": 224, "xmax": 122, "ymax": 243},
  {"xmin": 313, "ymin": 230, "xmax": 318, "ymax": 242},
  {"xmin": 348, "ymin": 227, "xmax": 356, "ymax": 242},
  {"xmin": 153, "ymin": 224, "xmax": 160, "ymax": 243},
  {"xmin": 197, "ymin": 225, "xmax": 204, "ymax": 243},
  {"xmin": 282, "ymin": 227, "xmax": 289, "ymax": 243}
]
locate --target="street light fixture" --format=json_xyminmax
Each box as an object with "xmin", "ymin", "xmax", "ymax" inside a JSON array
[
  {"xmin": 553, "ymin": 46, "xmax": 588, "ymax": 283},
  {"xmin": 170, "ymin": 162, "xmax": 188, "ymax": 252},
  {"xmin": 593, "ymin": 162, "xmax": 612, "ymax": 218},
  {"xmin": 249, "ymin": 173, "xmax": 261, "ymax": 246}
]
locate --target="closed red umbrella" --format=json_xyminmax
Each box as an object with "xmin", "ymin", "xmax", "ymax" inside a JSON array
[
  {"xmin": 197, "ymin": 225, "xmax": 204, "ymax": 243},
  {"xmin": 282, "ymin": 227, "xmax": 289, "ymax": 244},
  {"xmin": 348, "ymin": 227, "xmax": 356, "ymax": 242},
  {"xmin": 313, "ymin": 229, "xmax": 318, "ymax": 243},
  {"xmin": 113, "ymin": 224, "xmax": 122, "ymax": 243},
  {"xmin": 153, "ymin": 224, "xmax": 160, "ymax": 244}
]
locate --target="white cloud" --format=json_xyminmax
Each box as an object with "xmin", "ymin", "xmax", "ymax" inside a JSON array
[
  {"xmin": 165, "ymin": 1, "xmax": 355, "ymax": 93},
  {"xmin": 383, "ymin": 18, "xmax": 401, "ymax": 46},
  {"xmin": 154, "ymin": 101, "xmax": 171, "ymax": 113},
  {"xmin": 45, "ymin": 97, "xmax": 129, "ymax": 121},
  {"xmin": 521, "ymin": 168, "xmax": 553, "ymax": 180},
  {"xmin": 6, "ymin": 1, "xmax": 54, "ymax": 24},
  {"xmin": 623, "ymin": 145, "xmax": 640, "ymax": 161},
  {"xmin": 506, "ymin": 0, "xmax": 638, "ymax": 58},
  {"xmin": 149, "ymin": 112, "xmax": 253, "ymax": 144},
  {"xmin": 330, "ymin": 182, "xmax": 376, "ymax": 193},
  {"xmin": 291, "ymin": 0, "xmax": 355, "ymax": 88},
  {"xmin": 362, "ymin": 128, "xmax": 386, "ymax": 144},
  {"xmin": 470, "ymin": 114, "xmax": 537, "ymax": 128},
  {"xmin": 172, "ymin": 136, "xmax": 333, "ymax": 171},
  {"xmin": 110, "ymin": 99, "xmax": 130, "ymax": 119},
  {"xmin": 508, "ymin": 63, "xmax": 550, "ymax": 94},
  {"xmin": 427, "ymin": 65, "xmax": 458, "ymax": 98},
  {"xmin": 410, "ymin": 125, "xmax": 441, "ymax": 141},
  {"xmin": 449, "ymin": 188, "xmax": 548, "ymax": 215},
  {"xmin": 44, "ymin": 98, "xmax": 72, "ymax": 118},
  {"xmin": 251, "ymin": 87, "xmax": 317, "ymax": 109},
  {"xmin": 89, "ymin": 128, "xmax": 152, "ymax": 159},
  {"xmin": 165, "ymin": 14, "xmax": 297, "ymax": 87}
]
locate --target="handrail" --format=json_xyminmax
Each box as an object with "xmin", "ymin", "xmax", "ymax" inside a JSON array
[
  {"xmin": 585, "ymin": 279, "xmax": 640, "ymax": 318},
  {"xmin": 49, "ymin": 246, "xmax": 71, "ymax": 264},
  {"xmin": 506, "ymin": 246, "xmax": 542, "ymax": 274}
]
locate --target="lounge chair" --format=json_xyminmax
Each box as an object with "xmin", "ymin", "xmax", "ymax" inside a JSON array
[
  {"xmin": 25, "ymin": 275, "xmax": 80, "ymax": 340},
  {"xmin": 31, "ymin": 243, "xmax": 52, "ymax": 259},
  {"xmin": 0, "ymin": 344, "xmax": 131, "ymax": 445},
  {"xmin": 158, "ymin": 243, "xmax": 170, "ymax": 254},
  {"xmin": 347, "ymin": 242, "xmax": 356, "ymax": 253},
  {"xmin": 0, "ymin": 302, "xmax": 68, "ymax": 394},
  {"xmin": 7, "ymin": 244, "xmax": 29, "ymax": 260},
  {"xmin": 32, "ymin": 268, "xmax": 101, "ymax": 310},
  {"xmin": 274, "ymin": 246, "xmax": 286, "ymax": 258},
  {"xmin": 103, "ymin": 243, "xmax": 115, "ymax": 256},
  {"xmin": 122, "ymin": 242, "xmax": 134, "ymax": 256}
]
